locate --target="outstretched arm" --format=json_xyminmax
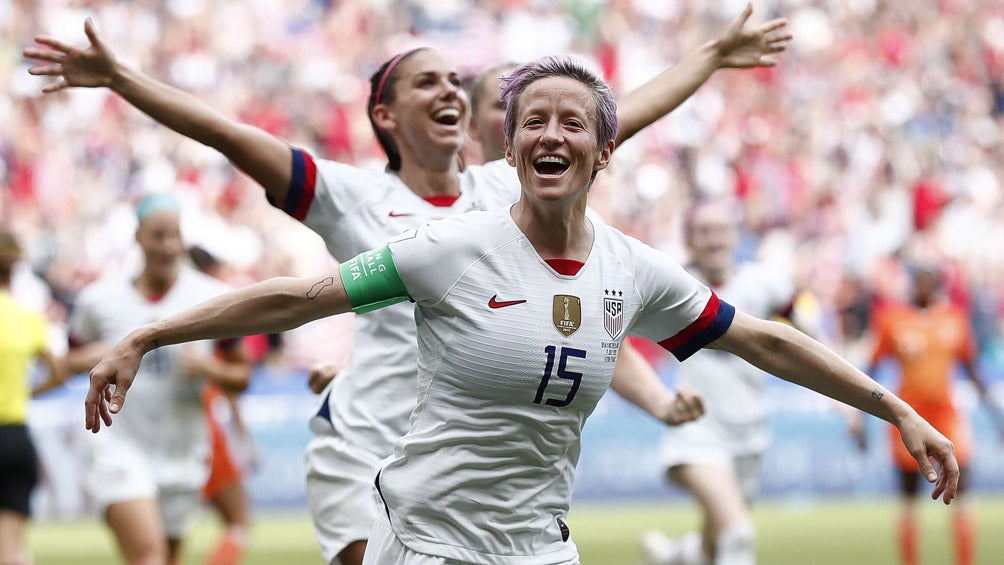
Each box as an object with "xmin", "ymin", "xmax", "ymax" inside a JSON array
[
  {"xmin": 615, "ymin": 2, "xmax": 791, "ymax": 146},
  {"xmin": 709, "ymin": 311, "xmax": 959, "ymax": 504},
  {"xmin": 24, "ymin": 19, "xmax": 293, "ymax": 202},
  {"xmin": 86, "ymin": 272, "xmax": 350, "ymax": 432},
  {"xmin": 609, "ymin": 340, "xmax": 703, "ymax": 425}
]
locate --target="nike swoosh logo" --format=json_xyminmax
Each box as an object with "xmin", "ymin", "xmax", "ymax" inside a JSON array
[
  {"xmin": 388, "ymin": 211, "xmax": 415, "ymax": 217},
  {"xmin": 488, "ymin": 295, "xmax": 527, "ymax": 309}
]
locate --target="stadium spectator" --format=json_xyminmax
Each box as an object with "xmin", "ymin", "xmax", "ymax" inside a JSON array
[
  {"xmin": 0, "ymin": 231, "xmax": 66, "ymax": 565},
  {"xmin": 83, "ymin": 55, "xmax": 958, "ymax": 565},
  {"xmin": 23, "ymin": 8, "xmax": 789, "ymax": 565},
  {"xmin": 640, "ymin": 198, "xmax": 797, "ymax": 565},
  {"xmin": 865, "ymin": 263, "xmax": 1004, "ymax": 565},
  {"xmin": 64, "ymin": 194, "xmax": 253, "ymax": 565}
]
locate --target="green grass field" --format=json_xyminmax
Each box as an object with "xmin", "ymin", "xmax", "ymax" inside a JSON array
[{"xmin": 27, "ymin": 495, "xmax": 1004, "ymax": 564}]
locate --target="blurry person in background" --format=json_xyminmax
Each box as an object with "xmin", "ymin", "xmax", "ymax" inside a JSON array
[
  {"xmin": 0, "ymin": 231, "xmax": 67, "ymax": 565},
  {"xmin": 640, "ymin": 199, "xmax": 796, "ymax": 565},
  {"xmin": 865, "ymin": 263, "xmax": 1004, "ymax": 565},
  {"xmin": 64, "ymin": 194, "xmax": 252, "ymax": 565},
  {"xmin": 466, "ymin": 60, "xmax": 520, "ymax": 163},
  {"xmin": 25, "ymin": 6, "xmax": 790, "ymax": 564}
]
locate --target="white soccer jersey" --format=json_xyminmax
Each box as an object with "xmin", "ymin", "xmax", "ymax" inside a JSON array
[
  {"xmin": 271, "ymin": 148, "xmax": 521, "ymax": 455},
  {"xmin": 70, "ymin": 268, "xmax": 232, "ymax": 489},
  {"xmin": 368, "ymin": 206, "xmax": 733, "ymax": 564},
  {"xmin": 675, "ymin": 262, "xmax": 794, "ymax": 452}
]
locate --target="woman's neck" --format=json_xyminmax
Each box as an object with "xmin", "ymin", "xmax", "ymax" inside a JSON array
[
  {"xmin": 701, "ymin": 266, "xmax": 732, "ymax": 287},
  {"xmin": 134, "ymin": 269, "xmax": 177, "ymax": 298},
  {"xmin": 396, "ymin": 158, "xmax": 461, "ymax": 199},
  {"xmin": 511, "ymin": 198, "xmax": 593, "ymax": 261}
]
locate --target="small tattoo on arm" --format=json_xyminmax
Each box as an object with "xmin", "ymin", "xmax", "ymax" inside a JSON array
[
  {"xmin": 306, "ymin": 277, "xmax": 334, "ymax": 300},
  {"xmin": 871, "ymin": 389, "xmax": 885, "ymax": 401}
]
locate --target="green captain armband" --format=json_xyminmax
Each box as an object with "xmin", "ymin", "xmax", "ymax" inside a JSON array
[{"xmin": 338, "ymin": 245, "xmax": 411, "ymax": 314}]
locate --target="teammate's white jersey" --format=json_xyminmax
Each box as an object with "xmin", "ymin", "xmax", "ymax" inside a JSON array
[
  {"xmin": 271, "ymin": 148, "xmax": 521, "ymax": 455},
  {"xmin": 70, "ymin": 268, "xmax": 232, "ymax": 489},
  {"xmin": 370, "ymin": 206, "xmax": 733, "ymax": 564},
  {"xmin": 675, "ymin": 262, "xmax": 793, "ymax": 453}
]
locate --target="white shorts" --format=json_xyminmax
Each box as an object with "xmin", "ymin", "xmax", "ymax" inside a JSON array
[
  {"xmin": 660, "ymin": 418, "xmax": 766, "ymax": 501},
  {"xmin": 83, "ymin": 435, "xmax": 202, "ymax": 539},
  {"xmin": 305, "ymin": 433, "xmax": 385, "ymax": 565},
  {"xmin": 362, "ymin": 509, "xmax": 460, "ymax": 565}
]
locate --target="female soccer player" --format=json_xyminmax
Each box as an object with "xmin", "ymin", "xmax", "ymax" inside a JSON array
[
  {"xmin": 84, "ymin": 56, "xmax": 957, "ymax": 565},
  {"xmin": 66, "ymin": 194, "xmax": 253, "ymax": 565},
  {"xmin": 0, "ymin": 231, "xmax": 66, "ymax": 565},
  {"xmin": 26, "ymin": 8, "xmax": 790, "ymax": 564},
  {"xmin": 641, "ymin": 198, "xmax": 797, "ymax": 565}
]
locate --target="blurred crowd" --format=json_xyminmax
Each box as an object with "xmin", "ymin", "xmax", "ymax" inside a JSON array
[{"xmin": 3, "ymin": 0, "xmax": 1004, "ymax": 372}]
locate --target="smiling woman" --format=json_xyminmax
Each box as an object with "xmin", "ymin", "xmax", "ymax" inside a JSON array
[
  {"xmin": 25, "ymin": 11, "xmax": 800, "ymax": 564},
  {"xmin": 80, "ymin": 55, "xmax": 958, "ymax": 565}
]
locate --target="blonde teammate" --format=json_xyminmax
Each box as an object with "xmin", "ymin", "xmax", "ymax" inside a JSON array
[{"xmin": 67, "ymin": 194, "xmax": 252, "ymax": 565}]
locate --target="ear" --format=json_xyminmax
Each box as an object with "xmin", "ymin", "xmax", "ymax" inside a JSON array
[
  {"xmin": 372, "ymin": 104, "xmax": 397, "ymax": 132},
  {"xmin": 504, "ymin": 138, "xmax": 516, "ymax": 167},
  {"xmin": 593, "ymin": 140, "xmax": 615, "ymax": 172}
]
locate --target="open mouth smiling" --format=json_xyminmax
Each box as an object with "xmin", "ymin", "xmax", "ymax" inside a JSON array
[
  {"xmin": 533, "ymin": 155, "xmax": 570, "ymax": 177},
  {"xmin": 432, "ymin": 107, "xmax": 461, "ymax": 126}
]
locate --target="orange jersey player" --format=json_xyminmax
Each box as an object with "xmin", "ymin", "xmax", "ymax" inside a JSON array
[{"xmin": 868, "ymin": 266, "xmax": 1004, "ymax": 565}]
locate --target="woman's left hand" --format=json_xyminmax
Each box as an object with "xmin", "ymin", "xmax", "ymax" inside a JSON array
[
  {"xmin": 659, "ymin": 385, "xmax": 705, "ymax": 426},
  {"xmin": 712, "ymin": 2, "xmax": 792, "ymax": 69}
]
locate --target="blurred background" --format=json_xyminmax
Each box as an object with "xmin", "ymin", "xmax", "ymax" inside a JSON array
[{"xmin": 4, "ymin": 0, "xmax": 1004, "ymax": 563}]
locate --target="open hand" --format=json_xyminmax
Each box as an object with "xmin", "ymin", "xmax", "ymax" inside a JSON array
[
  {"xmin": 23, "ymin": 18, "xmax": 118, "ymax": 93},
  {"xmin": 713, "ymin": 3, "xmax": 792, "ymax": 68}
]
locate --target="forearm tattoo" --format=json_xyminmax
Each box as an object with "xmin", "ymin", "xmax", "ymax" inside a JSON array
[
  {"xmin": 306, "ymin": 277, "xmax": 334, "ymax": 300},
  {"xmin": 871, "ymin": 389, "xmax": 884, "ymax": 401}
]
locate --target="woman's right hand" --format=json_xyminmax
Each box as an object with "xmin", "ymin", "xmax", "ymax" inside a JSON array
[
  {"xmin": 896, "ymin": 410, "xmax": 959, "ymax": 504},
  {"xmin": 85, "ymin": 332, "xmax": 146, "ymax": 433},
  {"xmin": 23, "ymin": 18, "xmax": 119, "ymax": 93}
]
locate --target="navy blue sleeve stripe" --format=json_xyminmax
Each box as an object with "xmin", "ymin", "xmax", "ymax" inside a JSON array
[{"xmin": 668, "ymin": 299, "xmax": 736, "ymax": 361}]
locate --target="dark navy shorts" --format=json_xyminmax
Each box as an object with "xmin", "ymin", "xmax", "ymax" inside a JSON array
[{"xmin": 0, "ymin": 424, "xmax": 39, "ymax": 516}]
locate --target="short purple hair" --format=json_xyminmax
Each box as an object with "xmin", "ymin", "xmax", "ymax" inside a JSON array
[{"xmin": 500, "ymin": 55, "xmax": 618, "ymax": 149}]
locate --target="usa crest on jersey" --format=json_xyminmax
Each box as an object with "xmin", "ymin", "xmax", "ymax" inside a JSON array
[{"xmin": 604, "ymin": 291, "xmax": 624, "ymax": 339}]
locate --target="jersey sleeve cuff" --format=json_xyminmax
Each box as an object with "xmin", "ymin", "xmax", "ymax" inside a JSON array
[{"xmin": 658, "ymin": 293, "xmax": 736, "ymax": 361}]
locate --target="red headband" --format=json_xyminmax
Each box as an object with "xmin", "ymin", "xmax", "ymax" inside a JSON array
[{"xmin": 374, "ymin": 50, "xmax": 415, "ymax": 107}]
